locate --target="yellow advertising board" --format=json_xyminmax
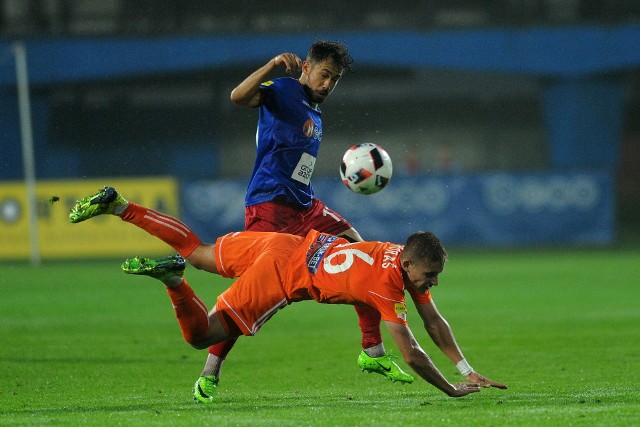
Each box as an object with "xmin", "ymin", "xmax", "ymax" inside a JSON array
[{"xmin": 0, "ymin": 178, "xmax": 178, "ymax": 259}]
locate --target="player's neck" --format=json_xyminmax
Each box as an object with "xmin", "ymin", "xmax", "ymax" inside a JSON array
[{"xmin": 300, "ymin": 82, "xmax": 319, "ymax": 109}]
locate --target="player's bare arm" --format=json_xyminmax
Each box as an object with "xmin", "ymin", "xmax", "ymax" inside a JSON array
[
  {"xmin": 416, "ymin": 300, "xmax": 465, "ymax": 362},
  {"xmin": 415, "ymin": 300, "xmax": 507, "ymax": 389},
  {"xmin": 385, "ymin": 321, "xmax": 480, "ymax": 397},
  {"xmin": 230, "ymin": 52, "xmax": 302, "ymax": 108}
]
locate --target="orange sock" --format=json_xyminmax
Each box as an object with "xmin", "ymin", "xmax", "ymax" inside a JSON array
[
  {"xmin": 121, "ymin": 202, "xmax": 201, "ymax": 257},
  {"xmin": 165, "ymin": 280, "xmax": 210, "ymax": 346}
]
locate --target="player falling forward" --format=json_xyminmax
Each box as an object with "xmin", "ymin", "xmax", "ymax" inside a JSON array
[{"xmin": 69, "ymin": 186, "xmax": 507, "ymax": 400}]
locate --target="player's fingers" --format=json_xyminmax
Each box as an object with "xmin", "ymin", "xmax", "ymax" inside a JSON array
[
  {"xmin": 468, "ymin": 384, "xmax": 481, "ymax": 393},
  {"xmin": 468, "ymin": 374, "xmax": 503, "ymax": 388},
  {"xmin": 275, "ymin": 53, "xmax": 301, "ymax": 73},
  {"xmin": 457, "ymin": 382, "xmax": 480, "ymax": 393},
  {"xmin": 274, "ymin": 54, "xmax": 290, "ymax": 71},
  {"xmin": 477, "ymin": 379, "xmax": 507, "ymax": 389},
  {"xmin": 489, "ymin": 381, "xmax": 508, "ymax": 389}
]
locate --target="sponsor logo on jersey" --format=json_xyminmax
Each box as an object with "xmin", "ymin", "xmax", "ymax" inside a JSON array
[
  {"xmin": 291, "ymin": 152, "xmax": 316, "ymax": 185},
  {"xmin": 306, "ymin": 234, "xmax": 337, "ymax": 273},
  {"xmin": 303, "ymin": 119, "xmax": 315, "ymax": 137},
  {"xmin": 302, "ymin": 119, "xmax": 322, "ymax": 140},
  {"xmin": 394, "ymin": 302, "xmax": 407, "ymax": 321}
]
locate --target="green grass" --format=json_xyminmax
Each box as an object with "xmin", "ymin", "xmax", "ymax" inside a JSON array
[{"xmin": 1, "ymin": 248, "xmax": 639, "ymax": 426}]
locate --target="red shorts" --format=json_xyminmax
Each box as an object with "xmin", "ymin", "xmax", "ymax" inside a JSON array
[{"xmin": 245, "ymin": 198, "xmax": 352, "ymax": 237}]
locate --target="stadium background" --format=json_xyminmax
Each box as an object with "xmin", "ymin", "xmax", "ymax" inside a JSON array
[{"xmin": 1, "ymin": 0, "xmax": 639, "ymax": 259}]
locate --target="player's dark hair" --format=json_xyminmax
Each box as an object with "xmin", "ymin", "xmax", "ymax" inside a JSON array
[
  {"xmin": 403, "ymin": 231, "xmax": 448, "ymax": 265},
  {"xmin": 307, "ymin": 40, "xmax": 354, "ymax": 73}
]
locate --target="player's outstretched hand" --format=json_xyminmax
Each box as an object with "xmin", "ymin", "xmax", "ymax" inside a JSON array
[
  {"xmin": 466, "ymin": 372, "xmax": 508, "ymax": 389},
  {"xmin": 273, "ymin": 53, "xmax": 302, "ymax": 74},
  {"xmin": 449, "ymin": 382, "xmax": 481, "ymax": 397}
]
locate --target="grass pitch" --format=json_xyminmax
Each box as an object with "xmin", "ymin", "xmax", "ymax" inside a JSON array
[{"xmin": 1, "ymin": 247, "xmax": 638, "ymax": 426}]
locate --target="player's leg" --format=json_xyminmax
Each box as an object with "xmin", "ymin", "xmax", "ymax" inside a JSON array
[
  {"xmin": 193, "ymin": 340, "xmax": 236, "ymax": 404},
  {"xmin": 199, "ymin": 233, "xmax": 294, "ymax": 402},
  {"xmin": 304, "ymin": 199, "xmax": 414, "ymax": 384},
  {"xmin": 122, "ymin": 253, "xmax": 240, "ymax": 403},
  {"xmin": 121, "ymin": 254, "xmax": 232, "ymax": 347},
  {"xmin": 69, "ymin": 186, "xmax": 217, "ymax": 272},
  {"xmin": 193, "ymin": 202, "xmax": 300, "ymax": 403}
]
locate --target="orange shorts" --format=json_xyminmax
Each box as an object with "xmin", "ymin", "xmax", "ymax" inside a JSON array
[{"xmin": 213, "ymin": 231, "xmax": 303, "ymax": 336}]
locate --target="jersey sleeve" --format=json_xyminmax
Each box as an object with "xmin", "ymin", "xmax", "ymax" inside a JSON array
[
  {"xmin": 258, "ymin": 80, "xmax": 277, "ymax": 106},
  {"xmin": 405, "ymin": 285, "xmax": 433, "ymax": 305},
  {"xmin": 367, "ymin": 291, "xmax": 409, "ymax": 325}
]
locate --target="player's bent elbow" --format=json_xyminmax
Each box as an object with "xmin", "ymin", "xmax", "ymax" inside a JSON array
[
  {"xmin": 229, "ymin": 89, "xmax": 249, "ymax": 106},
  {"xmin": 229, "ymin": 90, "xmax": 241, "ymax": 105},
  {"xmin": 230, "ymin": 88, "xmax": 259, "ymax": 108}
]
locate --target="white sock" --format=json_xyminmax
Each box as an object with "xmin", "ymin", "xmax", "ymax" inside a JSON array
[
  {"xmin": 201, "ymin": 354, "xmax": 224, "ymax": 377},
  {"xmin": 112, "ymin": 203, "xmax": 129, "ymax": 216},
  {"xmin": 364, "ymin": 343, "xmax": 386, "ymax": 358}
]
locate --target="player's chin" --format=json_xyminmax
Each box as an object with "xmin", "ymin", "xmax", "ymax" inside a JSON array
[
  {"xmin": 417, "ymin": 284, "xmax": 431, "ymax": 293},
  {"xmin": 313, "ymin": 93, "xmax": 328, "ymax": 103}
]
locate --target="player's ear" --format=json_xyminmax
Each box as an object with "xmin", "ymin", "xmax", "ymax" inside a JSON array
[
  {"xmin": 301, "ymin": 60, "xmax": 311, "ymax": 76},
  {"xmin": 401, "ymin": 259, "xmax": 411, "ymax": 272}
]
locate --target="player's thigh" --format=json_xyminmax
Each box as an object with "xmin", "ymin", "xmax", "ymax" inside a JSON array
[
  {"xmin": 297, "ymin": 199, "xmax": 354, "ymax": 236},
  {"xmin": 245, "ymin": 203, "xmax": 300, "ymax": 232},
  {"xmin": 216, "ymin": 253, "xmax": 290, "ymax": 336}
]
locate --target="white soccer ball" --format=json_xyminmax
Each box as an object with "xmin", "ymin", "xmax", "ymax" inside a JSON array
[{"xmin": 339, "ymin": 143, "xmax": 393, "ymax": 195}]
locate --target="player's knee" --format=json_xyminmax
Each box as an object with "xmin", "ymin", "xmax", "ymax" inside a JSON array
[
  {"xmin": 190, "ymin": 341, "xmax": 209, "ymax": 350},
  {"xmin": 186, "ymin": 245, "xmax": 218, "ymax": 273},
  {"xmin": 183, "ymin": 333, "xmax": 210, "ymax": 350},
  {"xmin": 187, "ymin": 256, "xmax": 206, "ymax": 271}
]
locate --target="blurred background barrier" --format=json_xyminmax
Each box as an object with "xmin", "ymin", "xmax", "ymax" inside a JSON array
[
  {"xmin": 0, "ymin": 1, "xmax": 638, "ymax": 260},
  {"xmin": 0, "ymin": 178, "xmax": 178, "ymax": 259},
  {"xmin": 181, "ymin": 171, "xmax": 614, "ymax": 245}
]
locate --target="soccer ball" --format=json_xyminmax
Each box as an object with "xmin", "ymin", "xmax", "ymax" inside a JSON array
[{"xmin": 339, "ymin": 143, "xmax": 393, "ymax": 195}]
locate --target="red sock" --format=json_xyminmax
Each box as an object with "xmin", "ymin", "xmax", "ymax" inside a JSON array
[
  {"xmin": 208, "ymin": 339, "xmax": 238, "ymax": 359},
  {"xmin": 121, "ymin": 202, "xmax": 201, "ymax": 257},
  {"xmin": 354, "ymin": 305, "xmax": 383, "ymax": 349},
  {"xmin": 166, "ymin": 279, "xmax": 210, "ymax": 346}
]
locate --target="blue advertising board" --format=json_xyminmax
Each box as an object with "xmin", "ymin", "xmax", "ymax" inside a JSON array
[{"xmin": 180, "ymin": 171, "xmax": 614, "ymax": 246}]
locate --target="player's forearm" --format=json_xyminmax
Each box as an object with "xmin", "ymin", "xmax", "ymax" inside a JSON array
[
  {"xmin": 230, "ymin": 59, "xmax": 276, "ymax": 107},
  {"xmin": 406, "ymin": 349, "xmax": 457, "ymax": 396},
  {"xmin": 425, "ymin": 317, "xmax": 464, "ymax": 364},
  {"xmin": 387, "ymin": 321, "xmax": 458, "ymax": 396}
]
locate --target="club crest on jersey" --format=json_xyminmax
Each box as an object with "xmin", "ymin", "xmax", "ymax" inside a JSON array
[
  {"xmin": 302, "ymin": 119, "xmax": 322, "ymax": 140},
  {"xmin": 306, "ymin": 234, "xmax": 337, "ymax": 273}
]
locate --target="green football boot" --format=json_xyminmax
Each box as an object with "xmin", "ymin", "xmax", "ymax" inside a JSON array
[
  {"xmin": 357, "ymin": 350, "xmax": 414, "ymax": 384},
  {"xmin": 193, "ymin": 375, "xmax": 219, "ymax": 404},
  {"xmin": 121, "ymin": 255, "xmax": 186, "ymax": 282},
  {"xmin": 69, "ymin": 186, "xmax": 128, "ymax": 223}
]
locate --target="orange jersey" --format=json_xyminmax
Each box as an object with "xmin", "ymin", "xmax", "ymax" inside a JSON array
[
  {"xmin": 213, "ymin": 230, "xmax": 432, "ymax": 336},
  {"xmin": 286, "ymin": 230, "xmax": 431, "ymax": 324}
]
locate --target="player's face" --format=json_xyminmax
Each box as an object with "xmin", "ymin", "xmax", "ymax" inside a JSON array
[
  {"xmin": 300, "ymin": 59, "xmax": 343, "ymax": 103},
  {"xmin": 402, "ymin": 260, "xmax": 443, "ymax": 294}
]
